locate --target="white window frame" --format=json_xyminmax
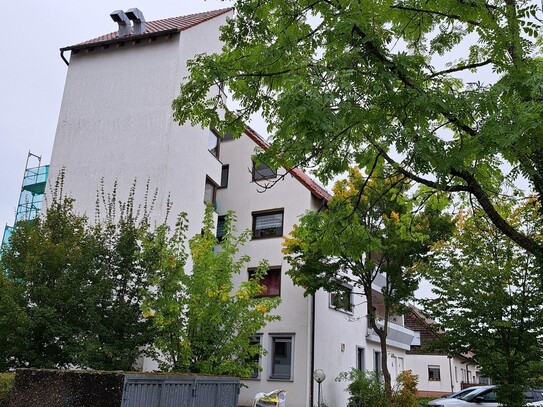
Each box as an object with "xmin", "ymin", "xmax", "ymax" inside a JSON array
[
  {"xmin": 428, "ymin": 365, "xmax": 441, "ymax": 381},
  {"xmin": 356, "ymin": 346, "xmax": 365, "ymax": 371},
  {"xmin": 269, "ymin": 334, "xmax": 294, "ymax": 381}
]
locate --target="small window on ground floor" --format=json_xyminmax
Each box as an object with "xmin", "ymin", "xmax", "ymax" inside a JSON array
[
  {"xmin": 248, "ymin": 335, "xmax": 262, "ymax": 379},
  {"xmin": 374, "ymin": 351, "xmax": 382, "ymax": 374},
  {"xmin": 357, "ymin": 347, "xmax": 365, "ymax": 371},
  {"xmin": 428, "ymin": 365, "xmax": 441, "ymax": 381},
  {"xmin": 270, "ymin": 334, "xmax": 293, "ymax": 380}
]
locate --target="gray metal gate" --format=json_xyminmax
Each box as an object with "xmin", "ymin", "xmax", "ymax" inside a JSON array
[{"xmin": 121, "ymin": 374, "xmax": 240, "ymax": 407}]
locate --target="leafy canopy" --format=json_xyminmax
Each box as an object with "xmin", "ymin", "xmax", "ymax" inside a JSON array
[
  {"xmin": 174, "ymin": 0, "xmax": 543, "ymax": 258},
  {"xmin": 283, "ymin": 163, "xmax": 452, "ymax": 397},
  {"xmin": 0, "ymin": 182, "xmax": 155, "ymax": 371},
  {"xmin": 142, "ymin": 205, "xmax": 280, "ymax": 376},
  {"xmin": 420, "ymin": 196, "xmax": 543, "ymax": 407}
]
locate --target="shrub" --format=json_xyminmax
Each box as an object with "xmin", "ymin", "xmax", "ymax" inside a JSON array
[
  {"xmin": 416, "ymin": 397, "xmax": 436, "ymax": 407},
  {"xmin": 391, "ymin": 370, "xmax": 418, "ymax": 407},
  {"xmin": 0, "ymin": 373, "xmax": 15, "ymax": 407},
  {"xmin": 339, "ymin": 369, "xmax": 420, "ymax": 407},
  {"xmin": 338, "ymin": 369, "xmax": 387, "ymax": 407}
]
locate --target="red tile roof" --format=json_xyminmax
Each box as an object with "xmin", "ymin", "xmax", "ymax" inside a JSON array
[
  {"xmin": 61, "ymin": 8, "xmax": 234, "ymax": 51},
  {"xmin": 243, "ymin": 127, "xmax": 332, "ymax": 201}
]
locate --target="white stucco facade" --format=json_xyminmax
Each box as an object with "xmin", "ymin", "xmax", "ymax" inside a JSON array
[
  {"xmin": 47, "ymin": 9, "xmax": 423, "ymax": 407},
  {"xmin": 404, "ymin": 353, "xmax": 480, "ymax": 397},
  {"xmin": 49, "ymin": 12, "xmax": 230, "ymax": 240}
]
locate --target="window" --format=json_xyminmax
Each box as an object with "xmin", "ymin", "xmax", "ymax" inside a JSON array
[
  {"xmin": 222, "ymin": 132, "xmax": 234, "ymax": 141},
  {"xmin": 253, "ymin": 161, "xmax": 277, "ymax": 181},
  {"xmin": 374, "ymin": 351, "xmax": 382, "ymax": 374},
  {"xmin": 330, "ymin": 285, "xmax": 353, "ymax": 313},
  {"xmin": 356, "ymin": 347, "xmax": 365, "ymax": 371},
  {"xmin": 270, "ymin": 335, "xmax": 293, "ymax": 380},
  {"xmin": 204, "ymin": 177, "xmax": 217, "ymax": 205},
  {"xmin": 217, "ymin": 215, "xmax": 226, "ymax": 242},
  {"xmin": 249, "ymin": 268, "xmax": 281, "ymax": 297},
  {"xmin": 455, "ymin": 366, "xmax": 458, "ymax": 382},
  {"xmin": 208, "ymin": 129, "xmax": 220, "ymax": 157},
  {"xmin": 252, "ymin": 210, "xmax": 283, "ymax": 239},
  {"xmin": 220, "ymin": 165, "xmax": 229, "ymax": 188},
  {"xmin": 248, "ymin": 335, "xmax": 262, "ymax": 379},
  {"xmin": 428, "ymin": 365, "xmax": 441, "ymax": 381},
  {"xmin": 475, "ymin": 390, "xmax": 497, "ymax": 401}
]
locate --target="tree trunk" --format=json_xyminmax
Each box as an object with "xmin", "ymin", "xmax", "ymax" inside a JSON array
[{"xmin": 365, "ymin": 280, "xmax": 392, "ymax": 402}]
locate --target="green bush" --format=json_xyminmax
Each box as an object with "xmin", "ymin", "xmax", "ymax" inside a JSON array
[
  {"xmin": 416, "ymin": 397, "xmax": 435, "ymax": 407},
  {"xmin": 339, "ymin": 369, "xmax": 422, "ymax": 407},
  {"xmin": 0, "ymin": 373, "xmax": 15, "ymax": 407},
  {"xmin": 338, "ymin": 369, "xmax": 387, "ymax": 407},
  {"xmin": 391, "ymin": 370, "xmax": 418, "ymax": 407}
]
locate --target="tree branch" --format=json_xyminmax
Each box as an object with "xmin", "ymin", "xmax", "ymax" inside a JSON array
[
  {"xmin": 430, "ymin": 59, "xmax": 493, "ymax": 78},
  {"xmin": 391, "ymin": 4, "xmax": 482, "ymax": 27},
  {"xmin": 351, "ymin": 24, "xmax": 478, "ymax": 138},
  {"xmin": 367, "ymin": 139, "xmax": 470, "ymax": 193},
  {"xmin": 450, "ymin": 168, "xmax": 543, "ymax": 257}
]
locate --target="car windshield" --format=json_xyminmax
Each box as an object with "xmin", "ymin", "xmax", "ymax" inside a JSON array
[
  {"xmin": 451, "ymin": 387, "xmax": 481, "ymax": 399},
  {"xmin": 461, "ymin": 388, "xmax": 496, "ymax": 401}
]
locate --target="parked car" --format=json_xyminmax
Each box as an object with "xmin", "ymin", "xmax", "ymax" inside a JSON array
[{"xmin": 427, "ymin": 386, "xmax": 543, "ymax": 406}]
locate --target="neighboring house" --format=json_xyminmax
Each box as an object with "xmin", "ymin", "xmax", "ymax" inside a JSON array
[
  {"xmin": 404, "ymin": 306, "xmax": 488, "ymax": 398},
  {"xmin": 47, "ymin": 8, "xmax": 421, "ymax": 407}
]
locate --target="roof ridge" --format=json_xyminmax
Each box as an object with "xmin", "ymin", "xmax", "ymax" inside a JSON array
[
  {"xmin": 61, "ymin": 7, "xmax": 234, "ymax": 51},
  {"xmin": 151, "ymin": 7, "xmax": 234, "ymax": 25}
]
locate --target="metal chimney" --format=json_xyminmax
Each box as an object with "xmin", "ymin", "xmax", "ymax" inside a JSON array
[
  {"xmin": 110, "ymin": 10, "xmax": 132, "ymax": 37},
  {"xmin": 126, "ymin": 8, "xmax": 146, "ymax": 35}
]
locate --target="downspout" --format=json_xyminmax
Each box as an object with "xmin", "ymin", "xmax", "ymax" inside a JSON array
[
  {"xmin": 448, "ymin": 356, "xmax": 454, "ymax": 393},
  {"xmin": 310, "ymin": 293, "xmax": 316, "ymax": 407},
  {"xmin": 60, "ymin": 50, "xmax": 69, "ymax": 66}
]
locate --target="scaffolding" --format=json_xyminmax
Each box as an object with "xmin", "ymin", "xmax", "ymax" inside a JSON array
[{"xmin": 2, "ymin": 152, "xmax": 49, "ymax": 249}]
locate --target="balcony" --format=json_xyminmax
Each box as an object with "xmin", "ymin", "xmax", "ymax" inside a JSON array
[{"xmin": 366, "ymin": 318, "xmax": 421, "ymax": 351}]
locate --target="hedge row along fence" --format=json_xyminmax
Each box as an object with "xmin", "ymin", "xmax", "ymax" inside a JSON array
[{"xmin": 7, "ymin": 369, "xmax": 240, "ymax": 407}]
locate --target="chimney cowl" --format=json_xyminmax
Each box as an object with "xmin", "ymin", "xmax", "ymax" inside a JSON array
[
  {"xmin": 110, "ymin": 10, "xmax": 132, "ymax": 37},
  {"xmin": 126, "ymin": 8, "xmax": 146, "ymax": 35}
]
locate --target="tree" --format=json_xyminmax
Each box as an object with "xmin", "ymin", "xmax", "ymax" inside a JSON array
[
  {"xmin": 0, "ymin": 195, "xmax": 97, "ymax": 369},
  {"xmin": 283, "ymin": 165, "xmax": 452, "ymax": 399},
  {"xmin": 173, "ymin": 0, "xmax": 543, "ymax": 261},
  {"xmin": 142, "ymin": 205, "xmax": 280, "ymax": 376},
  {"xmin": 420, "ymin": 197, "xmax": 543, "ymax": 407},
  {"xmin": 0, "ymin": 181, "xmax": 156, "ymax": 370}
]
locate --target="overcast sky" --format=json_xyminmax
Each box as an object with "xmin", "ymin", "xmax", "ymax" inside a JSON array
[{"xmin": 0, "ymin": 1, "xmax": 239, "ymax": 235}]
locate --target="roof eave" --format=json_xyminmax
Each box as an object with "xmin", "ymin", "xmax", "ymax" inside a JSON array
[{"xmin": 60, "ymin": 29, "xmax": 179, "ymax": 52}]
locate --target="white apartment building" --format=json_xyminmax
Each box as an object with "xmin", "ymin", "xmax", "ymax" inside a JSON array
[{"xmin": 47, "ymin": 8, "xmax": 420, "ymax": 406}]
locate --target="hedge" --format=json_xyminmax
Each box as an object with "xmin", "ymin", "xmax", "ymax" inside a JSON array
[
  {"xmin": 0, "ymin": 374, "xmax": 15, "ymax": 407},
  {"xmin": 7, "ymin": 369, "xmax": 124, "ymax": 407}
]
